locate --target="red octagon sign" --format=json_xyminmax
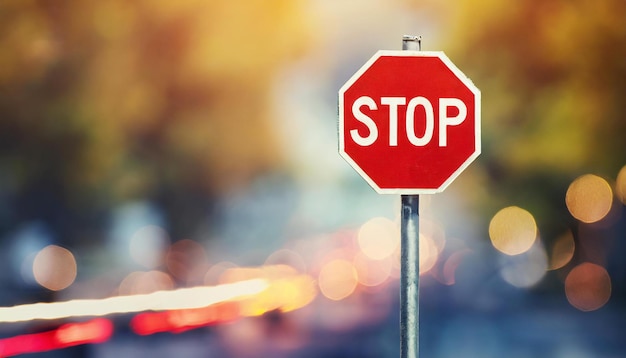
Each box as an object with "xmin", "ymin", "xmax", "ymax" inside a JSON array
[{"xmin": 339, "ymin": 51, "xmax": 481, "ymax": 194}]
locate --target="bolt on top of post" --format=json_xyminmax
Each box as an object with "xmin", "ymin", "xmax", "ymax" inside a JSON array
[{"xmin": 402, "ymin": 35, "xmax": 422, "ymax": 51}]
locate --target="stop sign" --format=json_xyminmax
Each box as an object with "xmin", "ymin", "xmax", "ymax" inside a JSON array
[{"xmin": 338, "ymin": 51, "xmax": 481, "ymax": 194}]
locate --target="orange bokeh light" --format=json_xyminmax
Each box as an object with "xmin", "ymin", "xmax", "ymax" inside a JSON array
[
  {"xmin": 357, "ymin": 217, "xmax": 399, "ymax": 260},
  {"xmin": 548, "ymin": 230, "xmax": 575, "ymax": 271},
  {"xmin": 566, "ymin": 174, "xmax": 613, "ymax": 223},
  {"xmin": 32, "ymin": 245, "xmax": 77, "ymax": 291},
  {"xmin": 616, "ymin": 165, "xmax": 626, "ymax": 205},
  {"xmin": 318, "ymin": 259, "xmax": 358, "ymax": 301},
  {"xmin": 489, "ymin": 206, "xmax": 537, "ymax": 256},
  {"xmin": 565, "ymin": 262, "xmax": 611, "ymax": 312},
  {"xmin": 353, "ymin": 252, "xmax": 392, "ymax": 287},
  {"xmin": 166, "ymin": 239, "xmax": 209, "ymax": 284}
]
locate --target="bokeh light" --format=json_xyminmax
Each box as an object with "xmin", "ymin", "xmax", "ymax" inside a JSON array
[
  {"xmin": 318, "ymin": 259, "xmax": 358, "ymax": 301},
  {"xmin": 118, "ymin": 271, "xmax": 174, "ymax": 296},
  {"xmin": 118, "ymin": 272, "xmax": 146, "ymax": 296},
  {"xmin": 548, "ymin": 230, "xmax": 575, "ymax": 271},
  {"xmin": 616, "ymin": 165, "xmax": 626, "ymax": 205},
  {"xmin": 32, "ymin": 245, "xmax": 77, "ymax": 291},
  {"xmin": 565, "ymin": 174, "xmax": 613, "ymax": 223},
  {"xmin": 420, "ymin": 218, "xmax": 446, "ymax": 255},
  {"xmin": 264, "ymin": 249, "xmax": 307, "ymax": 273},
  {"xmin": 353, "ymin": 252, "xmax": 392, "ymax": 287},
  {"xmin": 129, "ymin": 226, "xmax": 170, "ymax": 269},
  {"xmin": 439, "ymin": 249, "xmax": 472, "ymax": 286},
  {"xmin": 419, "ymin": 233, "xmax": 439, "ymax": 275},
  {"xmin": 390, "ymin": 246, "xmax": 401, "ymax": 280},
  {"xmin": 565, "ymin": 262, "xmax": 612, "ymax": 312},
  {"xmin": 489, "ymin": 206, "xmax": 537, "ymax": 256},
  {"xmin": 204, "ymin": 261, "xmax": 238, "ymax": 286},
  {"xmin": 357, "ymin": 217, "xmax": 399, "ymax": 260},
  {"xmin": 499, "ymin": 241, "xmax": 548, "ymax": 288},
  {"xmin": 166, "ymin": 239, "xmax": 210, "ymax": 284}
]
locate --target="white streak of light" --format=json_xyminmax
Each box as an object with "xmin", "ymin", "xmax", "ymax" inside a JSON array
[{"xmin": 0, "ymin": 279, "xmax": 268, "ymax": 323}]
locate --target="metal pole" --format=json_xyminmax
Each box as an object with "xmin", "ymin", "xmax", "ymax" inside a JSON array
[
  {"xmin": 402, "ymin": 35, "xmax": 422, "ymax": 51},
  {"xmin": 400, "ymin": 35, "xmax": 421, "ymax": 358}
]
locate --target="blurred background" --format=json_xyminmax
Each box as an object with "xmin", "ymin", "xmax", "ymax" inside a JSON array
[{"xmin": 0, "ymin": 0, "xmax": 625, "ymax": 357}]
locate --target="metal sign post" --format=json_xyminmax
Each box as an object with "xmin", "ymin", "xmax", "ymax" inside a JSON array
[
  {"xmin": 400, "ymin": 35, "xmax": 421, "ymax": 358},
  {"xmin": 338, "ymin": 33, "xmax": 480, "ymax": 358}
]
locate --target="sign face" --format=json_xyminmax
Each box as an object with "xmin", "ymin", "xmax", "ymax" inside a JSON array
[{"xmin": 338, "ymin": 51, "xmax": 481, "ymax": 194}]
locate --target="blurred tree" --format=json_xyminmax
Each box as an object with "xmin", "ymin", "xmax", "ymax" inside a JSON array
[
  {"xmin": 0, "ymin": 0, "xmax": 309, "ymax": 245},
  {"xmin": 431, "ymin": 0, "xmax": 626, "ymax": 233},
  {"xmin": 419, "ymin": 0, "xmax": 626, "ymax": 299}
]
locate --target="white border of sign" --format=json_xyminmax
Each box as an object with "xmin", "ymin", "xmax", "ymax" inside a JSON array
[{"xmin": 338, "ymin": 50, "xmax": 481, "ymax": 195}]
